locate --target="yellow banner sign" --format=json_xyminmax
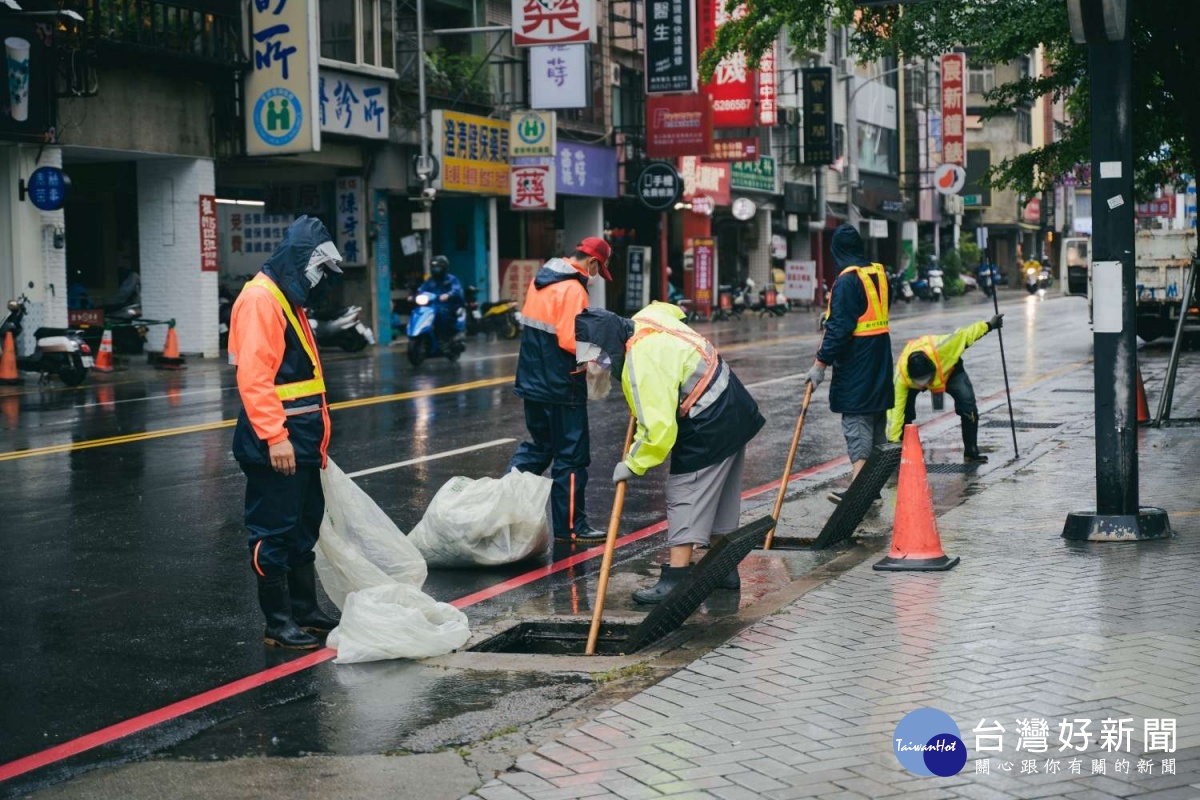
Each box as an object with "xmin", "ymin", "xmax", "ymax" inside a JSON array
[{"xmin": 432, "ymin": 110, "xmax": 510, "ymax": 195}]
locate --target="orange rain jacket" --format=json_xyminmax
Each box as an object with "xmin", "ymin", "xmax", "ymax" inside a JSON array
[{"xmin": 514, "ymin": 257, "xmax": 591, "ymax": 406}]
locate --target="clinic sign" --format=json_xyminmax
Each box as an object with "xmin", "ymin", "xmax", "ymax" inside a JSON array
[
  {"xmin": 645, "ymin": 0, "xmax": 695, "ymax": 94},
  {"xmin": 513, "ymin": 0, "xmax": 597, "ymax": 46},
  {"xmin": 335, "ymin": 177, "xmax": 366, "ymax": 265},
  {"xmin": 319, "ymin": 69, "xmax": 388, "ymax": 140},
  {"xmin": 245, "ymin": 0, "xmax": 320, "ymax": 156},
  {"xmin": 511, "ymin": 110, "xmax": 556, "ymax": 157},
  {"xmin": 431, "ymin": 110, "xmax": 510, "ymax": 195}
]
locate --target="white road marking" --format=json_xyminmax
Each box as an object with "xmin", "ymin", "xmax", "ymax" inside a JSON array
[
  {"xmin": 745, "ymin": 373, "xmax": 806, "ymax": 390},
  {"xmin": 346, "ymin": 438, "xmax": 517, "ymax": 479}
]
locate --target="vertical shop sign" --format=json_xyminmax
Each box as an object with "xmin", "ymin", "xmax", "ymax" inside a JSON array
[
  {"xmin": 696, "ymin": 0, "xmax": 757, "ymax": 128},
  {"xmin": 530, "ymin": 45, "xmax": 590, "ymax": 109},
  {"xmin": 757, "ymin": 42, "xmax": 777, "ymax": 126},
  {"xmin": 513, "ymin": 0, "xmax": 596, "ymax": 46},
  {"xmin": 802, "ymin": 67, "xmax": 834, "ymax": 165},
  {"xmin": 245, "ymin": 0, "xmax": 319, "ymax": 156},
  {"xmin": 199, "ymin": 195, "xmax": 218, "ymax": 272},
  {"xmin": 940, "ymin": 53, "xmax": 966, "ymax": 166},
  {"xmin": 373, "ymin": 189, "xmax": 392, "ymax": 345},
  {"xmin": 335, "ymin": 177, "xmax": 365, "ymax": 265},
  {"xmin": 511, "ymin": 163, "xmax": 556, "ymax": 211},
  {"xmin": 693, "ymin": 237, "xmax": 715, "ymax": 317},
  {"xmin": 625, "ymin": 246, "xmax": 652, "ymax": 311},
  {"xmin": 645, "ymin": 0, "xmax": 695, "ymax": 94}
]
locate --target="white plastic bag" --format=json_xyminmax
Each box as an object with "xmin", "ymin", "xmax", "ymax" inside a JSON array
[
  {"xmin": 315, "ymin": 458, "xmax": 428, "ymax": 609},
  {"xmin": 326, "ymin": 584, "xmax": 471, "ymax": 664},
  {"xmin": 409, "ymin": 470, "xmax": 552, "ymax": 568}
]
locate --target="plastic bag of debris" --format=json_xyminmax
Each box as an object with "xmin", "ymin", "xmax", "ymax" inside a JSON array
[
  {"xmin": 409, "ymin": 470, "xmax": 552, "ymax": 568},
  {"xmin": 327, "ymin": 583, "xmax": 470, "ymax": 664},
  {"xmin": 315, "ymin": 458, "xmax": 428, "ymax": 609}
]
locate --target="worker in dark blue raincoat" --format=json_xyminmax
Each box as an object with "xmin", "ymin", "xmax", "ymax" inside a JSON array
[
  {"xmin": 417, "ymin": 255, "xmax": 465, "ymax": 343},
  {"xmin": 804, "ymin": 223, "xmax": 894, "ymax": 504}
]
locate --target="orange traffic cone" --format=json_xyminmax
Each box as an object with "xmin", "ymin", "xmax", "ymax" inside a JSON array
[
  {"xmin": 0, "ymin": 331, "xmax": 22, "ymax": 385},
  {"xmin": 94, "ymin": 329, "xmax": 115, "ymax": 373},
  {"xmin": 874, "ymin": 425, "xmax": 960, "ymax": 571},
  {"xmin": 156, "ymin": 325, "xmax": 186, "ymax": 371},
  {"xmin": 1136, "ymin": 368, "xmax": 1150, "ymax": 425}
]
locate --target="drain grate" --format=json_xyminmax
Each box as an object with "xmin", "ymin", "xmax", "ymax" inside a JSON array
[
  {"xmin": 983, "ymin": 420, "xmax": 1061, "ymax": 429},
  {"xmin": 809, "ymin": 442, "xmax": 902, "ymax": 549},
  {"xmin": 625, "ymin": 515, "xmax": 774, "ymax": 653},
  {"xmin": 925, "ymin": 463, "xmax": 978, "ymax": 474},
  {"xmin": 1161, "ymin": 418, "xmax": 1200, "ymax": 427},
  {"xmin": 1053, "ymin": 388, "xmax": 1094, "ymax": 393}
]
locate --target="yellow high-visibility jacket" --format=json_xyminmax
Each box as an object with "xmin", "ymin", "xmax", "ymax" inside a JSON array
[{"xmin": 887, "ymin": 320, "xmax": 991, "ymax": 442}]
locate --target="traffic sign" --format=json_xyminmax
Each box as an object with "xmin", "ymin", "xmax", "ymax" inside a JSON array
[{"xmin": 962, "ymin": 194, "xmax": 982, "ymax": 206}]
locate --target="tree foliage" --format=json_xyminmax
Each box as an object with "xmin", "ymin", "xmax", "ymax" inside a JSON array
[{"xmin": 700, "ymin": 0, "xmax": 1200, "ymax": 198}]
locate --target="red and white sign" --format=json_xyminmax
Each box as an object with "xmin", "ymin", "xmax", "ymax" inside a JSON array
[
  {"xmin": 691, "ymin": 196, "xmax": 715, "ymax": 215},
  {"xmin": 1022, "ymin": 197, "xmax": 1042, "ymax": 224},
  {"xmin": 1136, "ymin": 197, "xmax": 1176, "ymax": 218},
  {"xmin": 511, "ymin": 163, "xmax": 556, "ymax": 211},
  {"xmin": 785, "ymin": 260, "xmax": 816, "ymax": 303},
  {"xmin": 940, "ymin": 53, "xmax": 966, "ymax": 166},
  {"xmin": 680, "ymin": 156, "xmax": 731, "ymax": 206},
  {"xmin": 513, "ymin": 0, "xmax": 596, "ymax": 46},
  {"xmin": 704, "ymin": 137, "xmax": 758, "ymax": 162},
  {"xmin": 757, "ymin": 42, "xmax": 777, "ymax": 126},
  {"xmin": 646, "ymin": 93, "xmax": 713, "ymax": 158},
  {"xmin": 697, "ymin": 0, "xmax": 757, "ymax": 128},
  {"xmin": 199, "ymin": 194, "xmax": 218, "ymax": 272},
  {"xmin": 693, "ymin": 237, "xmax": 715, "ymax": 317}
]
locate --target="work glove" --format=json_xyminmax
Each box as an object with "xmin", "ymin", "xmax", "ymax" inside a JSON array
[
  {"xmin": 988, "ymin": 314, "xmax": 1004, "ymax": 331},
  {"xmin": 612, "ymin": 462, "xmax": 638, "ymax": 485},
  {"xmin": 804, "ymin": 362, "xmax": 827, "ymax": 390}
]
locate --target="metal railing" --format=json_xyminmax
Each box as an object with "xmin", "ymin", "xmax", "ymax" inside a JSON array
[{"xmin": 70, "ymin": 0, "xmax": 244, "ymax": 66}]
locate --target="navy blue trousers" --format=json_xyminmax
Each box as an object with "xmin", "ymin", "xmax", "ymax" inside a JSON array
[
  {"xmin": 508, "ymin": 400, "xmax": 589, "ymax": 536},
  {"xmin": 241, "ymin": 463, "xmax": 324, "ymax": 578}
]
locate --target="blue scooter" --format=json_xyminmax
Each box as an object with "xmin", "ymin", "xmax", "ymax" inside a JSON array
[{"xmin": 406, "ymin": 291, "xmax": 466, "ymax": 366}]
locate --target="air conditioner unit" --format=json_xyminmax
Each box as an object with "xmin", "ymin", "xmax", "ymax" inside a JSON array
[
  {"xmin": 838, "ymin": 57, "xmax": 855, "ymax": 77},
  {"xmin": 610, "ymin": 63, "xmax": 621, "ymax": 86}
]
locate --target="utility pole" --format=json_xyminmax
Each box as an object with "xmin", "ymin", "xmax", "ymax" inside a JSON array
[{"xmin": 414, "ymin": 0, "xmax": 434, "ymax": 276}]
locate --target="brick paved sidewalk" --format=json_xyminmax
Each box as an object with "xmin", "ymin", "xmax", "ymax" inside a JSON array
[{"xmin": 467, "ymin": 363, "xmax": 1200, "ymax": 800}]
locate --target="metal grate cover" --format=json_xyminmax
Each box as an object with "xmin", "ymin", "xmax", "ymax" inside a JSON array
[
  {"xmin": 925, "ymin": 462, "xmax": 978, "ymax": 474},
  {"xmin": 807, "ymin": 442, "xmax": 903, "ymax": 549},
  {"xmin": 1053, "ymin": 388, "xmax": 1094, "ymax": 393},
  {"xmin": 625, "ymin": 515, "xmax": 774, "ymax": 653},
  {"xmin": 983, "ymin": 420, "xmax": 1061, "ymax": 429}
]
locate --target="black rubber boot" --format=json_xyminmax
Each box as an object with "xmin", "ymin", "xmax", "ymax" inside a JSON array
[
  {"xmin": 257, "ymin": 575, "xmax": 320, "ymax": 650},
  {"xmin": 288, "ymin": 562, "xmax": 340, "ymax": 635},
  {"xmin": 962, "ymin": 415, "xmax": 989, "ymax": 463},
  {"xmin": 719, "ymin": 566, "xmax": 741, "ymax": 590},
  {"xmin": 556, "ymin": 522, "xmax": 607, "ymax": 544},
  {"xmin": 632, "ymin": 565, "xmax": 690, "ymax": 605}
]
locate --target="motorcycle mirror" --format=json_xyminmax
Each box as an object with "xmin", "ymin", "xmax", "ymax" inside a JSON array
[{"xmin": 7, "ymin": 300, "xmax": 19, "ymax": 311}]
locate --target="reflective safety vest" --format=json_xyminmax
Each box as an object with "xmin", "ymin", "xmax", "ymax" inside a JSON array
[
  {"xmin": 898, "ymin": 335, "xmax": 947, "ymax": 391},
  {"xmin": 248, "ymin": 275, "xmax": 327, "ymax": 402},
  {"xmin": 825, "ymin": 263, "xmax": 889, "ymax": 336},
  {"xmin": 626, "ymin": 318, "xmax": 729, "ymax": 418}
]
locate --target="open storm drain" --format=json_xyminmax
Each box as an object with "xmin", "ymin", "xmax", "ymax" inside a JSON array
[
  {"xmin": 983, "ymin": 420, "xmax": 1062, "ymax": 429},
  {"xmin": 469, "ymin": 516, "xmax": 775, "ymax": 656}
]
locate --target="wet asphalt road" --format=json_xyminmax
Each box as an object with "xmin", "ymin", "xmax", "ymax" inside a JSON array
[{"xmin": 0, "ymin": 291, "xmax": 1093, "ymax": 794}]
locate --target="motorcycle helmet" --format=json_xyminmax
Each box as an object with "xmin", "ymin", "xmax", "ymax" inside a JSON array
[{"xmin": 430, "ymin": 255, "xmax": 449, "ymax": 281}]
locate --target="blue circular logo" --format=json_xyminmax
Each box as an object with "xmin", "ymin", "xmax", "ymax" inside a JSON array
[
  {"xmin": 253, "ymin": 87, "xmax": 303, "ymax": 147},
  {"xmin": 893, "ymin": 708, "xmax": 966, "ymax": 777},
  {"xmin": 25, "ymin": 166, "xmax": 70, "ymax": 211}
]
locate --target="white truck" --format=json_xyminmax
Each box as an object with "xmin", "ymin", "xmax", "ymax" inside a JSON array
[{"xmin": 1134, "ymin": 228, "xmax": 1197, "ymax": 343}]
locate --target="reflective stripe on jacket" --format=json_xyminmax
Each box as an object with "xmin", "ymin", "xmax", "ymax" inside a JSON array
[
  {"xmin": 824, "ymin": 263, "xmax": 889, "ymax": 336},
  {"xmin": 816, "ymin": 262, "xmax": 895, "ymax": 415},
  {"xmin": 514, "ymin": 258, "xmax": 591, "ymax": 405},
  {"xmin": 887, "ymin": 320, "xmax": 990, "ymax": 441},
  {"xmin": 230, "ymin": 273, "xmax": 331, "ymax": 467},
  {"xmin": 621, "ymin": 303, "xmax": 764, "ymax": 475}
]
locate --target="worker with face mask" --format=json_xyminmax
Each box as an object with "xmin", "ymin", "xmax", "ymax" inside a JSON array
[{"xmin": 229, "ymin": 216, "xmax": 343, "ymax": 650}]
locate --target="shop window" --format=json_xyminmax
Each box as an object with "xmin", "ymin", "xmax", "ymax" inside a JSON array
[
  {"xmin": 1016, "ymin": 108, "xmax": 1032, "ymax": 145},
  {"xmin": 856, "ymin": 123, "xmax": 895, "ymax": 176},
  {"xmin": 968, "ymin": 63, "xmax": 994, "ymax": 95},
  {"xmin": 321, "ymin": 0, "xmax": 395, "ymax": 71}
]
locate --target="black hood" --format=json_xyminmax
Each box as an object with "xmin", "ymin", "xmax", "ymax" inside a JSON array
[
  {"xmin": 262, "ymin": 216, "xmax": 333, "ymax": 307},
  {"xmin": 575, "ymin": 307, "xmax": 633, "ymax": 377},
  {"xmin": 831, "ymin": 223, "xmax": 867, "ymax": 271}
]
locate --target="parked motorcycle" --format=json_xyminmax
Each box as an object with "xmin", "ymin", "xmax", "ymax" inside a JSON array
[
  {"xmin": 927, "ymin": 267, "xmax": 945, "ymax": 301},
  {"xmin": 731, "ymin": 280, "xmax": 753, "ymax": 318},
  {"xmin": 888, "ymin": 271, "xmax": 915, "ymax": 304},
  {"xmin": 407, "ymin": 291, "xmax": 466, "ymax": 366},
  {"xmin": 464, "ymin": 285, "xmax": 520, "ymax": 339},
  {"xmin": 1, "ymin": 296, "xmax": 92, "ymax": 386},
  {"xmin": 752, "ymin": 283, "xmax": 789, "ymax": 317},
  {"xmin": 307, "ymin": 305, "xmax": 374, "ymax": 352}
]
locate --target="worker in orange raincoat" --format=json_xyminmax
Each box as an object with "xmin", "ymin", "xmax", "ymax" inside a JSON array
[
  {"xmin": 508, "ymin": 237, "xmax": 611, "ymax": 544},
  {"xmin": 229, "ymin": 216, "xmax": 343, "ymax": 650}
]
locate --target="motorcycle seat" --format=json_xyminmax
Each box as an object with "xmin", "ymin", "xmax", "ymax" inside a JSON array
[
  {"xmin": 307, "ymin": 308, "xmax": 344, "ymax": 321},
  {"xmin": 35, "ymin": 327, "xmax": 84, "ymax": 338}
]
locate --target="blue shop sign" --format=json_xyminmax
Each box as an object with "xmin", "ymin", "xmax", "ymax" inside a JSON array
[
  {"xmin": 23, "ymin": 166, "xmax": 70, "ymax": 211},
  {"xmin": 556, "ymin": 142, "xmax": 618, "ymax": 199}
]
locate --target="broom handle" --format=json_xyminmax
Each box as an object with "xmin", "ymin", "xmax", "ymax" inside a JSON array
[
  {"xmin": 764, "ymin": 382, "xmax": 814, "ymax": 550},
  {"xmin": 586, "ymin": 416, "xmax": 637, "ymax": 655}
]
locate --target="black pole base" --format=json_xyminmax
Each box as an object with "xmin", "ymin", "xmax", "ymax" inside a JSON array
[
  {"xmin": 1062, "ymin": 508, "xmax": 1173, "ymax": 542},
  {"xmin": 873, "ymin": 554, "xmax": 960, "ymax": 572}
]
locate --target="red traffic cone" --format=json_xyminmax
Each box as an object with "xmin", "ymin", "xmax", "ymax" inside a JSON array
[
  {"xmin": 156, "ymin": 325, "xmax": 186, "ymax": 371},
  {"xmin": 94, "ymin": 329, "xmax": 115, "ymax": 373},
  {"xmin": 874, "ymin": 425, "xmax": 960, "ymax": 572},
  {"xmin": 0, "ymin": 331, "xmax": 22, "ymax": 385},
  {"xmin": 1136, "ymin": 368, "xmax": 1150, "ymax": 425}
]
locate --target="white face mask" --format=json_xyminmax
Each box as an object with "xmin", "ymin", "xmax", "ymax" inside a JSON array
[{"xmin": 305, "ymin": 241, "xmax": 343, "ymax": 287}]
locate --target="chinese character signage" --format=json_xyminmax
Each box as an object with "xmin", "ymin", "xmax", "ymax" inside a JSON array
[
  {"xmin": 199, "ymin": 195, "xmax": 218, "ymax": 272},
  {"xmin": 511, "ymin": 111, "xmax": 556, "ymax": 158},
  {"xmin": 645, "ymin": 0, "xmax": 695, "ymax": 94},
  {"xmin": 646, "ymin": 93, "xmax": 712, "ymax": 158},
  {"xmin": 1136, "ymin": 197, "xmax": 1176, "ymax": 218},
  {"xmin": 625, "ymin": 246, "xmax": 652, "ymax": 311},
  {"xmin": 705, "ymin": 137, "xmax": 758, "ymax": 162},
  {"xmin": 730, "ymin": 157, "xmax": 777, "ymax": 194},
  {"xmin": 803, "ymin": 67, "xmax": 834, "ymax": 165},
  {"xmin": 940, "ymin": 53, "xmax": 966, "ymax": 166},
  {"xmin": 557, "ymin": 142, "xmax": 618, "ymax": 198},
  {"xmin": 758, "ymin": 42, "xmax": 777, "ymax": 126},
  {"xmin": 637, "ymin": 162, "xmax": 682, "ymax": 211},
  {"xmin": 245, "ymin": 0, "xmax": 319, "ymax": 157},
  {"xmin": 680, "ymin": 156, "xmax": 731, "ymax": 206},
  {"xmin": 318, "ymin": 69, "xmax": 388, "ymax": 140},
  {"xmin": 0, "ymin": 18, "xmax": 56, "ymax": 143},
  {"xmin": 23, "ymin": 166, "xmax": 68, "ymax": 211},
  {"xmin": 335, "ymin": 178, "xmax": 365, "ymax": 265},
  {"xmin": 511, "ymin": 163, "xmax": 556, "ymax": 211},
  {"xmin": 785, "ymin": 260, "xmax": 816, "ymax": 302},
  {"xmin": 431, "ymin": 110, "xmax": 510, "ymax": 196},
  {"xmin": 220, "ymin": 208, "xmax": 296, "ymax": 273},
  {"xmin": 692, "ymin": 237, "xmax": 715, "ymax": 316},
  {"xmin": 513, "ymin": 0, "xmax": 597, "ymax": 46},
  {"xmin": 696, "ymin": 0, "xmax": 757, "ymax": 128},
  {"xmin": 531, "ymin": 45, "xmax": 590, "ymax": 109}
]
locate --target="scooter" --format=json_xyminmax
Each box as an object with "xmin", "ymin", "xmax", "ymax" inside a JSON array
[
  {"xmin": 407, "ymin": 291, "xmax": 466, "ymax": 366},
  {"xmin": 1, "ymin": 296, "xmax": 92, "ymax": 386},
  {"xmin": 753, "ymin": 284, "xmax": 789, "ymax": 317},
  {"xmin": 927, "ymin": 267, "xmax": 945, "ymax": 301},
  {"xmin": 464, "ymin": 285, "xmax": 520, "ymax": 339},
  {"xmin": 307, "ymin": 305, "xmax": 374, "ymax": 352},
  {"xmin": 888, "ymin": 271, "xmax": 915, "ymax": 304},
  {"xmin": 1024, "ymin": 263, "xmax": 1054, "ymax": 295},
  {"xmin": 731, "ymin": 280, "xmax": 753, "ymax": 318}
]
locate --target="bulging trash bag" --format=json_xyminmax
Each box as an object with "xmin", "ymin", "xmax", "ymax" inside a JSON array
[
  {"xmin": 315, "ymin": 458, "xmax": 428, "ymax": 609},
  {"xmin": 326, "ymin": 583, "xmax": 471, "ymax": 664},
  {"xmin": 409, "ymin": 470, "xmax": 552, "ymax": 568}
]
